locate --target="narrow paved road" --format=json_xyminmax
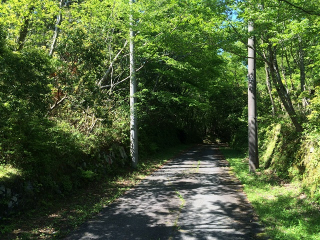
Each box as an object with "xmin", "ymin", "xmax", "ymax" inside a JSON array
[{"xmin": 65, "ymin": 144, "xmax": 264, "ymax": 240}]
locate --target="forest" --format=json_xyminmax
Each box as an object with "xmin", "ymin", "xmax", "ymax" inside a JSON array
[{"xmin": 1, "ymin": 0, "xmax": 320, "ymax": 229}]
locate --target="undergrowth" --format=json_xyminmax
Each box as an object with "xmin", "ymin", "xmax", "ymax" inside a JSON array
[
  {"xmin": 258, "ymin": 121, "xmax": 320, "ymax": 203},
  {"xmin": 220, "ymin": 147, "xmax": 320, "ymax": 240},
  {"xmin": 0, "ymin": 144, "xmax": 191, "ymax": 240}
]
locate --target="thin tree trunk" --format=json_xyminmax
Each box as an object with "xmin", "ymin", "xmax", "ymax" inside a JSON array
[
  {"xmin": 268, "ymin": 45, "xmax": 303, "ymax": 132},
  {"xmin": 284, "ymin": 47, "xmax": 295, "ymax": 90},
  {"xmin": 49, "ymin": 0, "xmax": 65, "ymax": 57},
  {"xmin": 280, "ymin": 45, "xmax": 289, "ymax": 92},
  {"xmin": 16, "ymin": 8, "xmax": 33, "ymax": 52},
  {"xmin": 265, "ymin": 63, "xmax": 276, "ymax": 117},
  {"xmin": 129, "ymin": 0, "xmax": 138, "ymax": 168},
  {"xmin": 298, "ymin": 37, "xmax": 307, "ymax": 109}
]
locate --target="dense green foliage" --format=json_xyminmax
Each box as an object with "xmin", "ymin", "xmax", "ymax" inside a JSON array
[
  {"xmin": 0, "ymin": 0, "xmax": 246, "ymax": 197},
  {"xmin": 1, "ymin": 0, "xmax": 320, "ymax": 209},
  {"xmin": 225, "ymin": 0, "xmax": 320, "ymax": 202}
]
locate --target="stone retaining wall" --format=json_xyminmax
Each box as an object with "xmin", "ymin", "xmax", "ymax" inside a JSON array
[{"xmin": 0, "ymin": 180, "xmax": 35, "ymax": 219}]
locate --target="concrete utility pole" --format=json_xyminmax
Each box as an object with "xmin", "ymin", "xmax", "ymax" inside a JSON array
[
  {"xmin": 129, "ymin": 0, "xmax": 138, "ymax": 168},
  {"xmin": 248, "ymin": 21, "xmax": 259, "ymax": 172}
]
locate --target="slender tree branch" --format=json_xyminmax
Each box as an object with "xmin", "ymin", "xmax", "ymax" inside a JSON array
[
  {"xmin": 100, "ymin": 62, "xmax": 146, "ymax": 90},
  {"xmin": 97, "ymin": 40, "xmax": 128, "ymax": 87},
  {"xmin": 278, "ymin": 0, "xmax": 320, "ymax": 16},
  {"xmin": 50, "ymin": 94, "xmax": 68, "ymax": 110},
  {"xmin": 99, "ymin": 15, "xmax": 182, "ymax": 92},
  {"xmin": 228, "ymin": 23, "xmax": 269, "ymax": 63}
]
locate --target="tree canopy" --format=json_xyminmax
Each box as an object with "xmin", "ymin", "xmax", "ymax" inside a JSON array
[{"xmin": 1, "ymin": 0, "xmax": 320, "ymax": 202}]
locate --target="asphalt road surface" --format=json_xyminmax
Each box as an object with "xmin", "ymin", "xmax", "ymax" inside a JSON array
[{"xmin": 65, "ymin": 144, "xmax": 264, "ymax": 240}]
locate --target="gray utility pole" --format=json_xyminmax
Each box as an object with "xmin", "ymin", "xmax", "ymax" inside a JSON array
[
  {"xmin": 248, "ymin": 21, "xmax": 259, "ymax": 172},
  {"xmin": 129, "ymin": 0, "xmax": 138, "ymax": 168}
]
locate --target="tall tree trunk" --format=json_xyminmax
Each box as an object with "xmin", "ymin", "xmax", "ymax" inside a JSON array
[
  {"xmin": 280, "ymin": 45, "xmax": 290, "ymax": 93},
  {"xmin": 298, "ymin": 37, "xmax": 307, "ymax": 109},
  {"xmin": 265, "ymin": 63, "xmax": 276, "ymax": 117},
  {"xmin": 248, "ymin": 21, "xmax": 259, "ymax": 172},
  {"xmin": 284, "ymin": 47, "xmax": 295, "ymax": 90},
  {"xmin": 129, "ymin": 0, "xmax": 138, "ymax": 168},
  {"xmin": 268, "ymin": 45, "xmax": 303, "ymax": 132},
  {"xmin": 16, "ymin": 10, "xmax": 33, "ymax": 51},
  {"xmin": 49, "ymin": 0, "xmax": 65, "ymax": 57}
]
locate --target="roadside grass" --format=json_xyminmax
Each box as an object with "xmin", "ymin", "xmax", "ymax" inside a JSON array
[
  {"xmin": 220, "ymin": 147, "xmax": 320, "ymax": 240},
  {"xmin": 0, "ymin": 144, "xmax": 192, "ymax": 240}
]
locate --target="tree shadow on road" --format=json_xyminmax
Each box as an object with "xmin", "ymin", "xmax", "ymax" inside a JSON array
[{"xmin": 65, "ymin": 144, "xmax": 265, "ymax": 240}]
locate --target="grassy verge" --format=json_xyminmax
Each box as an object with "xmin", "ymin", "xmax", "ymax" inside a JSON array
[
  {"xmin": 220, "ymin": 147, "xmax": 320, "ymax": 240},
  {"xmin": 0, "ymin": 144, "xmax": 192, "ymax": 240}
]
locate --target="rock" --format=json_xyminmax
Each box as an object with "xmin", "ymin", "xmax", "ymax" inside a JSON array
[
  {"xmin": 0, "ymin": 185, "xmax": 5, "ymax": 195},
  {"xmin": 12, "ymin": 195, "xmax": 18, "ymax": 203},
  {"xmin": 6, "ymin": 188, "xmax": 11, "ymax": 197},
  {"xmin": 25, "ymin": 181, "xmax": 34, "ymax": 192}
]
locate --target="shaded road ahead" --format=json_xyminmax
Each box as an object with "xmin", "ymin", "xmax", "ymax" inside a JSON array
[{"xmin": 65, "ymin": 144, "xmax": 264, "ymax": 240}]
